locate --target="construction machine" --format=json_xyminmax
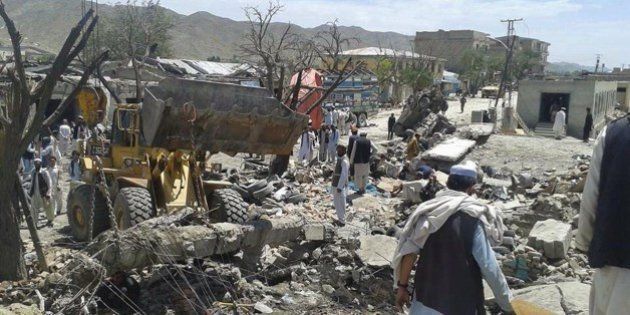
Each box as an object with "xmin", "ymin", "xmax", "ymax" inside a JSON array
[{"xmin": 67, "ymin": 78, "xmax": 308, "ymax": 241}]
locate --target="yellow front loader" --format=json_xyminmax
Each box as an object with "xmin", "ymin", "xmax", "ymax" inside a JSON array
[{"xmin": 67, "ymin": 78, "xmax": 308, "ymax": 241}]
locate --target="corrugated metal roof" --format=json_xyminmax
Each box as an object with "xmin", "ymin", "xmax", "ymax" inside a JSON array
[
  {"xmin": 183, "ymin": 60, "xmax": 243, "ymax": 76},
  {"xmin": 341, "ymin": 47, "xmax": 440, "ymax": 60},
  {"xmin": 156, "ymin": 58, "xmax": 200, "ymax": 75}
]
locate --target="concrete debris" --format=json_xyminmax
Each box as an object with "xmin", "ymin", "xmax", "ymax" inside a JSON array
[
  {"xmin": 355, "ymin": 235, "xmax": 397, "ymax": 267},
  {"xmin": 528, "ymin": 219, "xmax": 572, "ymax": 259}
]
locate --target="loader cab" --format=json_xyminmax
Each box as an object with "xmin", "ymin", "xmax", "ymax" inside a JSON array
[{"xmin": 111, "ymin": 104, "xmax": 142, "ymax": 148}]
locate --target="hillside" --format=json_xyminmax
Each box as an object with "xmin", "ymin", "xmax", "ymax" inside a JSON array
[{"xmin": 0, "ymin": 0, "xmax": 414, "ymax": 61}]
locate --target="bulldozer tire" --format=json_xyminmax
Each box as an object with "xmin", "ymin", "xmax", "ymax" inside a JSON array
[
  {"xmin": 67, "ymin": 184, "xmax": 110, "ymax": 242},
  {"xmin": 209, "ymin": 189, "xmax": 249, "ymax": 224},
  {"xmin": 114, "ymin": 187, "xmax": 155, "ymax": 230}
]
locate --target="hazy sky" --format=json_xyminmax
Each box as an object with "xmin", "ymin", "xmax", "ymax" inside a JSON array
[{"xmin": 155, "ymin": 0, "xmax": 628, "ymax": 67}]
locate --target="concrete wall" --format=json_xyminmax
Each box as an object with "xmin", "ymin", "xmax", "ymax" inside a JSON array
[
  {"xmin": 415, "ymin": 30, "xmax": 491, "ymax": 73},
  {"xmin": 617, "ymin": 81, "xmax": 630, "ymax": 112},
  {"xmin": 517, "ymin": 80, "xmax": 617, "ymax": 138}
]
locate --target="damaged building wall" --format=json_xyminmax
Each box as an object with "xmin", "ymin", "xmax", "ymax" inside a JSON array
[{"xmin": 517, "ymin": 80, "xmax": 618, "ymax": 138}]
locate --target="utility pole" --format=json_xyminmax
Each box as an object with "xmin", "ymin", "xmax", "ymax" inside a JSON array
[
  {"xmin": 595, "ymin": 54, "xmax": 602, "ymax": 73},
  {"xmin": 493, "ymin": 18, "xmax": 523, "ymax": 131}
]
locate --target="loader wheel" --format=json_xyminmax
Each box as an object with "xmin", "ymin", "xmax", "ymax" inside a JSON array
[
  {"xmin": 114, "ymin": 187, "xmax": 155, "ymax": 230},
  {"xmin": 209, "ymin": 189, "xmax": 249, "ymax": 224},
  {"xmin": 67, "ymin": 184, "xmax": 111, "ymax": 242}
]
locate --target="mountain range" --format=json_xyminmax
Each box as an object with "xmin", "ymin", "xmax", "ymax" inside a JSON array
[
  {"xmin": 0, "ymin": 0, "xmax": 589, "ymax": 72},
  {"xmin": 0, "ymin": 0, "xmax": 414, "ymax": 61}
]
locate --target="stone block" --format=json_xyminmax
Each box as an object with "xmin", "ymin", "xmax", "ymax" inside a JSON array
[
  {"xmin": 304, "ymin": 224, "xmax": 326, "ymax": 241},
  {"xmin": 528, "ymin": 219, "xmax": 572, "ymax": 259},
  {"xmin": 355, "ymin": 235, "xmax": 398, "ymax": 267}
]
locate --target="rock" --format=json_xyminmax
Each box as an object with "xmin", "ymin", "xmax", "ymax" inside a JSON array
[
  {"xmin": 512, "ymin": 284, "xmax": 564, "ymax": 314},
  {"xmin": 528, "ymin": 219, "xmax": 572, "ymax": 259},
  {"xmin": 356, "ymin": 235, "xmax": 398, "ymax": 267},
  {"xmin": 557, "ymin": 282, "xmax": 590, "ymax": 314},
  {"xmin": 321, "ymin": 284, "xmax": 335, "ymax": 295},
  {"xmin": 304, "ymin": 224, "xmax": 326, "ymax": 241},
  {"xmin": 352, "ymin": 195, "xmax": 383, "ymax": 212},
  {"xmin": 253, "ymin": 302, "xmax": 273, "ymax": 314},
  {"xmin": 377, "ymin": 177, "xmax": 400, "ymax": 193},
  {"xmin": 512, "ymin": 282, "xmax": 590, "ymax": 315},
  {"xmin": 0, "ymin": 303, "xmax": 40, "ymax": 315}
]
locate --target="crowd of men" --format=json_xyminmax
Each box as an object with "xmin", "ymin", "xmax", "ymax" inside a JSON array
[
  {"xmin": 19, "ymin": 115, "xmax": 91, "ymax": 228},
  {"xmin": 299, "ymin": 98, "xmax": 630, "ymax": 314}
]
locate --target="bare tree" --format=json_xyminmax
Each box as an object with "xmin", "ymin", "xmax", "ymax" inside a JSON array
[
  {"xmin": 0, "ymin": 3, "xmax": 103, "ymax": 280},
  {"xmin": 101, "ymin": 0, "xmax": 173, "ymax": 100},
  {"xmin": 240, "ymin": 1, "xmax": 298, "ymax": 98}
]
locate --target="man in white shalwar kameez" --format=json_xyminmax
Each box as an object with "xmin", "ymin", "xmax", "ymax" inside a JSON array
[
  {"xmin": 553, "ymin": 107, "xmax": 567, "ymax": 139},
  {"xmin": 327, "ymin": 126, "xmax": 339, "ymax": 163},
  {"xmin": 297, "ymin": 125, "xmax": 315, "ymax": 165},
  {"xmin": 58, "ymin": 119, "xmax": 72, "ymax": 156},
  {"xmin": 331, "ymin": 144, "xmax": 349, "ymax": 225}
]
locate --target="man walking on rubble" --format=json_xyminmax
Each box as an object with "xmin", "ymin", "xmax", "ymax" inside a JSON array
[
  {"xmin": 576, "ymin": 115, "xmax": 630, "ymax": 315},
  {"xmin": 553, "ymin": 107, "xmax": 567, "ymax": 139},
  {"xmin": 298, "ymin": 122, "xmax": 315, "ymax": 165},
  {"xmin": 30, "ymin": 158, "xmax": 53, "ymax": 228},
  {"xmin": 350, "ymin": 132, "xmax": 373, "ymax": 194},
  {"xmin": 392, "ymin": 161, "xmax": 513, "ymax": 314},
  {"xmin": 460, "ymin": 95, "xmax": 467, "ymax": 113},
  {"xmin": 331, "ymin": 144, "xmax": 349, "ymax": 226},
  {"xmin": 388, "ymin": 113, "xmax": 396, "ymax": 140},
  {"xmin": 327, "ymin": 125, "xmax": 340, "ymax": 163}
]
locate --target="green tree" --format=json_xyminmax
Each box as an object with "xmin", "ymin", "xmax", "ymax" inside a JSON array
[
  {"xmin": 511, "ymin": 50, "xmax": 542, "ymax": 80},
  {"xmin": 459, "ymin": 49, "xmax": 488, "ymax": 94}
]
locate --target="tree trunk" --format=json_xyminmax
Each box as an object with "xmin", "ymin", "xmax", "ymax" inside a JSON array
[
  {"xmin": 269, "ymin": 154, "xmax": 290, "ymax": 176},
  {"xmin": 0, "ymin": 176, "xmax": 27, "ymax": 281},
  {"xmin": 14, "ymin": 177, "xmax": 47, "ymax": 271}
]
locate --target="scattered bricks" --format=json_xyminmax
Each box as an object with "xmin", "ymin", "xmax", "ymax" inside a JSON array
[{"xmin": 528, "ymin": 219, "xmax": 572, "ymax": 259}]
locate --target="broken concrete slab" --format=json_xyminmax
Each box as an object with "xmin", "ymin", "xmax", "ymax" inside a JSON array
[
  {"xmin": 352, "ymin": 195, "xmax": 383, "ymax": 212},
  {"xmin": 528, "ymin": 219, "xmax": 572, "ymax": 259},
  {"xmin": 87, "ymin": 216, "xmax": 306, "ymax": 273},
  {"xmin": 512, "ymin": 282, "xmax": 590, "ymax": 315},
  {"xmin": 356, "ymin": 235, "xmax": 397, "ymax": 267},
  {"xmin": 422, "ymin": 138, "xmax": 476, "ymax": 163}
]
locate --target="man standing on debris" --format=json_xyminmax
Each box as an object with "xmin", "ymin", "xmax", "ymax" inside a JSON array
[
  {"xmin": 30, "ymin": 158, "xmax": 53, "ymax": 228},
  {"xmin": 47, "ymin": 156, "xmax": 62, "ymax": 216},
  {"xmin": 59, "ymin": 119, "xmax": 72, "ymax": 156},
  {"xmin": 583, "ymin": 107, "xmax": 593, "ymax": 143},
  {"xmin": 553, "ymin": 107, "xmax": 567, "ymax": 139},
  {"xmin": 350, "ymin": 132, "xmax": 373, "ymax": 194},
  {"xmin": 392, "ymin": 161, "xmax": 513, "ymax": 314},
  {"xmin": 298, "ymin": 122, "xmax": 315, "ymax": 165},
  {"xmin": 338, "ymin": 109, "xmax": 347, "ymax": 135},
  {"xmin": 327, "ymin": 125, "xmax": 340, "ymax": 163},
  {"xmin": 577, "ymin": 116, "xmax": 630, "ymax": 315},
  {"xmin": 318, "ymin": 125, "xmax": 328, "ymax": 162},
  {"xmin": 332, "ymin": 144, "xmax": 349, "ymax": 225},
  {"xmin": 406, "ymin": 133, "xmax": 421, "ymax": 161},
  {"xmin": 388, "ymin": 113, "xmax": 396, "ymax": 140},
  {"xmin": 460, "ymin": 95, "xmax": 467, "ymax": 113}
]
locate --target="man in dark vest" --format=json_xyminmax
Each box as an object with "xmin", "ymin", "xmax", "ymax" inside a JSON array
[
  {"xmin": 388, "ymin": 113, "xmax": 396, "ymax": 140},
  {"xmin": 583, "ymin": 107, "xmax": 593, "ymax": 143},
  {"xmin": 347, "ymin": 126, "xmax": 359, "ymax": 177},
  {"xmin": 350, "ymin": 132, "xmax": 373, "ymax": 194},
  {"xmin": 577, "ymin": 116, "xmax": 630, "ymax": 314},
  {"xmin": 392, "ymin": 161, "xmax": 513, "ymax": 314},
  {"xmin": 331, "ymin": 144, "xmax": 349, "ymax": 226}
]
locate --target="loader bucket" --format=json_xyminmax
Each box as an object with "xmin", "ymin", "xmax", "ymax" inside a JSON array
[{"xmin": 142, "ymin": 78, "xmax": 309, "ymax": 155}]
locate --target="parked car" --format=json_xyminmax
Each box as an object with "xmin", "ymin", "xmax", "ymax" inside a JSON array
[{"xmin": 481, "ymin": 85, "xmax": 500, "ymax": 99}]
